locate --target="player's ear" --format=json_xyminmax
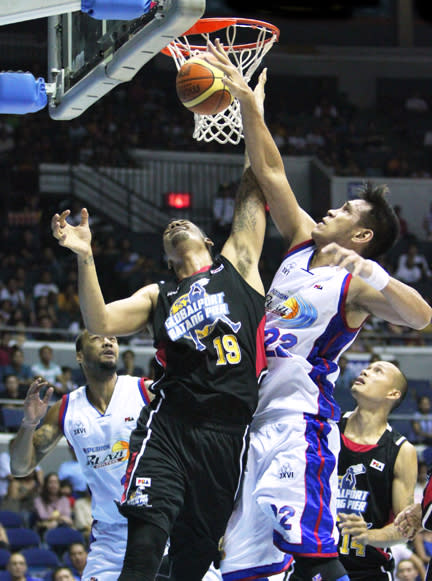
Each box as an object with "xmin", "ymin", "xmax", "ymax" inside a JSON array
[
  {"xmin": 205, "ymin": 237, "xmax": 214, "ymax": 249},
  {"xmin": 353, "ymin": 227, "xmax": 373, "ymax": 246},
  {"xmin": 167, "ymin": 260, "xmax": 173, "ymax": 270}
]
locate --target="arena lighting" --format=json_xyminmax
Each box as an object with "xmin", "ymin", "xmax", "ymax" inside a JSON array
[{"xmin": 164, "ymin": 191, "xmax": 192, "ymax": 209}]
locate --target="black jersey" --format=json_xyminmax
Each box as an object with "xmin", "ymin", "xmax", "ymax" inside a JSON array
[
  {"xmin": 151, "ymin": 254, "xmax": 266, "ymax": 426},
  {"xmin": 337, "ymin": 413, "xmax": 406, "ymax": 577}
]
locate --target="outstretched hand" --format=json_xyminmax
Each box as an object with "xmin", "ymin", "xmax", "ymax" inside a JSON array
[
  {"xmin": 204, "ymin": 39, "xmax": 253, "ymax": 102},
  {"xmin": 51, "ymin": 208, "xmax": 92, "ymax": 257},
  {"xmin": 23, "ymin": 378, "xmax": 54, "ymax": 426},
  {"xmin": 321, "ymin": 242, "xmax": 373, "ymax": 278}
]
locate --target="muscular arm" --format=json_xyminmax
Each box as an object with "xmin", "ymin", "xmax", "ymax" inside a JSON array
[
  {"xmin": 221, "ymin": 167, "xmax": 266, "ymax": 295},
  {"xmin": 10, "ymin": 401, "xmax": 63, "ymax": 477},
  {"xmin": 351, "ymin": 276, "xmax": 432, "ymax": 330},
  {"xmin": 52, "ymin": 208, "xmax": 159, "ymax": 336},
  {"xmin": 322, "ymin": 243, "xmax": 432, "ymax": 330},
  {"xmin": 206, "ymin": 41, "xmax": 315, "ymax": 248}
]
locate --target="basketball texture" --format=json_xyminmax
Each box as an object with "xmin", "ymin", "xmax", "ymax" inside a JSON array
[{"xmin": 176, "ymin": 57, "xmax": 233, "ymax": 116}]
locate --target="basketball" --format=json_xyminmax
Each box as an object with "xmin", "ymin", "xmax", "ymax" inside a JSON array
[{"xmin": 175, "ymin": 56, "xmax": 233, "ymax": 116}]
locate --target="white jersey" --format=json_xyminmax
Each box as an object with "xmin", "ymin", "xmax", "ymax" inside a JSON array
[
  {"xmin": 254, "ymin": 240, "xmax": 362, "ymax": 424},
  {"xmin": 60, "ymin": 375, "xmax": 151, "ymax": 524}
]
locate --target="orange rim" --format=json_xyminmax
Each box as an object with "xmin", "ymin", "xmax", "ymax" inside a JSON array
[{"xmin": 161, "ymin": 17, "xmax": 280, "ymax": 56}]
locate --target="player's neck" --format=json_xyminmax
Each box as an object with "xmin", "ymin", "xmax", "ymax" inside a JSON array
[
  {"xmin": 173, "ymin": 250, "xmax": 212, "ymax": 280},
  {"xmin": 85, "ymin": 373, "xmax": 117, "ymax": 414},
  {"xmin": 346, "ymin": 406, "xmax": 389, "ymax": 444}
]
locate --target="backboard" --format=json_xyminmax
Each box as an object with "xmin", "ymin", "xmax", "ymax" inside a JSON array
[{"xmin": 47, "ymin": 0, "xmax": 205, "ymax": 120}]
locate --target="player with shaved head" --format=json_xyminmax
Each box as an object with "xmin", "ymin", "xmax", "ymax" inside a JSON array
[{"xmin": 337, "ymin": 360, "xmax": 417, "ymax": 581}]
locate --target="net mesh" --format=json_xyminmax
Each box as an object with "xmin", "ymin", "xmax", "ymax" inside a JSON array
[{"xmin": 165, "ymin": 19, "xmax": 279, "ymax": 144}]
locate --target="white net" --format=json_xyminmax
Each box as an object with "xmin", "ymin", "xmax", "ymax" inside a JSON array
[{"xmin": 165, "ymin": 18, "xmax": 279, "ymax": 144}]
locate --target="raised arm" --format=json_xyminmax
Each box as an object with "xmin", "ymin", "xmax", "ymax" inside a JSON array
[
  {"xmin": 221, "ymin": 167, "xmax": 266, "ymax": 295},
  {"xmin": 206, "ymin": 40, "xmax": 315, "ymax": 248},
  {"xmin": 10, "ymin": 378, "xmax": 62, "ymax": 476},
  {"xmin": 51, "ymin": 209, "xmax": 159, "ymax": 336}
]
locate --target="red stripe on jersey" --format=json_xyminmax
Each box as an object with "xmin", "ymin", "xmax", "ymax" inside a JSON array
[
  {"xmin": 139, "ymin": 377, "xmax": 152, "ymax": 405},
  {"xmin": 422, "ymin": 477, "xmax": 432, "ymax": 525},
  {"xmin": 313, "ymin": 419, "xmax": 325, "ymax": 553},
  {"xmin": 155, "ymin": 345, "xmax": 167, "ymax": 369},
  {"xmin": 58, "ymin": 394, "xmax": 69, "ymax": 434},
  {"xmin": 255, "ymin": 315, "xmax": 267, "ymax": 380},
  {"xmin": 121, "ymin": 451, "xmax": 139, "ymax": 503},
  {"xmin": 341, "ymin": 433, "xmax": 378, "ymax": 452}
]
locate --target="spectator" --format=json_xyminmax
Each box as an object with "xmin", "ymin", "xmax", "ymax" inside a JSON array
[
  {"xmin": 33, "ymin": 472, "xmax": 73, "ymax": 535},
  {"xmin": 52, "ymin": 567, "xmax": 77, "ymax": 581},
  {"xmin": 57, "ymin": 449, "xmax": 87, "ymax": 499},
  {"xmin": 314, "ymin": 96, "xmax": 338, "ymax": 120},
  {"xmin": 0, "ymin": 278, "xmax": 27, "ymax": 308},
  {"xmin": 6, "ymin": 552, "xmax": 40, "ymax": 581},
  {"xmin": 117, "ymin": 349, "xmax": 144, "ymax": 377},
  {"xmin": 0, "ymin": 450, "xmax": 12, "ymax": 504},
  {"xmin": 67, "ymin": 543, "xmax": 88, "ymax": 580},
  {"xmin": 31, "ymin": 345, "xmax": 62, "ymax": 387},
  {"xmin": 2, "ymin": 466, "xmax": 43, "ymax": 526},
  {"xmin": 423, "ymin": 202, "xmax": 432, "ymax": 241},
  {"xmin": 53, "ymin": 366, "xmax": 78, "ymax": 399},
  {"xmin": 394, "ymin": 205, "xmax": 410, "ymax": 239},
  {"xmin": 32, "ymin": 271, "xmax": 59, "ymax": 300},
  {"xmin": 405, "ymin": 92, "xmax": 429, "ymax": 113},
  {"xmin": 57, "ymin": 283, "xmax": 80, "ymax": 325},
  {"xmin": 395, "ymin": 557, "xmax": 423, "ymax": 580},
  {"xmin": 0, "ymin": 332, "xmax": 13, "ymax": 367},
  {"xmin": 413, "ymin": 528, "xmax": 432, "ymax": 571},
  {"xmin": 392, "ymin": 544, "xmax": 426, "ymax": 580},
  {"xmin": 2, "ymin": 374, "xmax": 22, "ymax": 410},
  {"xmin": 415, "ymin": 461, "xmax": 429, "ymax": 504},
  {"xmin": 60, "ymin": 479, "xmax": 75, "ymax": 511},
  {"xmin": 395, "ymin": 244, "xmax": 432, "ymax": 285},
  {"xmin": 73, "ymin": 488, "xmax": 92, "ymax": 544},
  {"xmin": 1, "ymin": 346, "xmax": 33, "ymax": 396},
  {"xmin": 334, "ymin": 355, "xmax": 357, "ymax": 391},
  {"xmin": 412, "ymin": 395, "xmax": 432, "ymax": 446},
  {"xmin": 0, "ymin": 523, "xmax": 9, "ymax": 550}
]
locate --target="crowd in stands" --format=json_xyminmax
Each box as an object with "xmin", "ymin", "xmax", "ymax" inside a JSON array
[{"xmin": 1, "ymin": 61, "xmax": 432, "ymax": 178}]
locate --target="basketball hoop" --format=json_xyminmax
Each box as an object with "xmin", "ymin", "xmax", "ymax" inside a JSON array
[{"xmin": 162, "ymin": 17, "xmax": 280, "ymax": 145}]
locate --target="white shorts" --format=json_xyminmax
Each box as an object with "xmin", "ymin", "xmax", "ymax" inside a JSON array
[
  {"xmin": 220, "ymin": 416, "xmax": 340, "ymax": 580},
  {"xmin": 82, "ymin": 520, "xmax": 127, "ymax": 581}
]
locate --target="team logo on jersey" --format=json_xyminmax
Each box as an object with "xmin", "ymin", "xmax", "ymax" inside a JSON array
[
  {"xmin": 279, "ymin": 463, "xmax": 294, "ymax": 479},
  {"xmin": 71, "ymin": 419, "xmax": 88, "ymax": 437},
  {"xmin": 337, "ymin": 464, "xmax": 369, "ymax": 514},
  {"xmin": 266, "ymin": 290, "xmax": 318, "ymax": 329},
  {"xmin": 128, "ymin": 488, "xmax": 152, "ymax": 508},
  {"xmin": 370, "ymin": 458, "xmax": 385, "ymax": 471},
  {"xmin": 86, "ymin": 440, "xmax": 130, "ymax": 468},
  {"xmin": 165, "ymin": 278, "xmax": 241, "ymax": 351},
  {"xmin": 136, "ymin": 477, "xmax": 151, "ymax": 488}
]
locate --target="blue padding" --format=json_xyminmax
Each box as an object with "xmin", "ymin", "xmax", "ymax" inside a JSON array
[
  {"xmin": 81, "ymin": 0, "xmax": 153, "ymax": 20},
  {"xmin": 0, "ymin": 73, "xmax": 47, "ymax": 114}
]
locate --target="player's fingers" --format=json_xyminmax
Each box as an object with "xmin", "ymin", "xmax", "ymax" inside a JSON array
[
  {"xmin": 43, "ymin": 387, "xmax": 54, "ymax": 404},
  {"xmin": 27, "ymin": 377, "xmax": 44, "ymax": 394},
  {"xmin": 81, "ymin": 208, "xmax": 89, "ymax": 227}
]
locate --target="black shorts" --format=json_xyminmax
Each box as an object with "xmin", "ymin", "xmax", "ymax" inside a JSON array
[{"xmin": 118, "ymin": 398, "xmax": 250, "ymax": 561}]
